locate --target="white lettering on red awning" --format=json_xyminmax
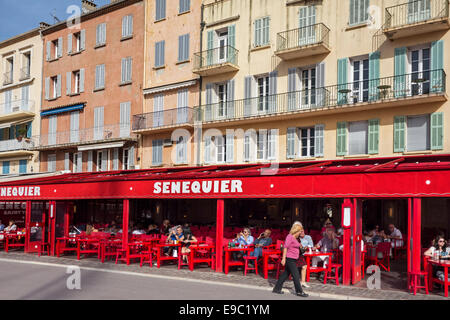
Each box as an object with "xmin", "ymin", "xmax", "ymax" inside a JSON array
[
  {"xmin": 153, "ymin": 180, "xmax": 243, "ymax": 195},
  {"xmin": 0, "ymin": 187, "xmax": 41, "ymax": 198}
]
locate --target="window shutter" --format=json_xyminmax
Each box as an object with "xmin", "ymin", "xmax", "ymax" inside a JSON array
[
  {"xmin": 268, "ymin": 129, "xmax": 277, "ymax": 160},
  {"xmin": 226, "ymin": 133, "xmax": 234, "ymax": 163},
  {"xmin": 263, "ymin": 17, "xmax": 270, "ymax": 45},
  {"xmin": 95, "ymin": 65, "xmax": 100, "ymax": 89},
  {"xmin": 113, "ymin": 148, "xmax": 119, "ymax": 170},
  {"xmin": 431, "ymin": 112, "xmax": 443, "ymax": 150},
  {"xmin": 178, "ymin": 35, "xmax": 185, "ymax": 62},
  {"xmin": 64, "ymin": 153, "xmax": 70, "ymax": 171},
  {"xmin": 56, "ymin": 74, "xmax": 62, "ymax": 97},
  {"xmin": 66, "ymin": 72, "xmax": 71, "ymax": 95},
  {"xmin": 288, "ymin": 68, "xmax": 297, "ymax": 111},
  {"xmin": 49, "ymin": 116, "xmax": 57, "ymax": 145},
  {"xmin": 79, "ymin": 29, "xmax": 85, "ymax": 50},
  {"xmin": 127, "ymin": 58, "xmax": 132, "ymax": 82},
  {"xmin": 254, "ymin": 19, "xmax": 261, "ymax": 47},
  {"xmin": 207, "ymin": 31, "xmax": 214, "ymax": 66},
  {"xmin": 316, "ymin": 62, "xmax": 326, "ymax": 107},
  {"xmin": 77, "ymin": 152, "xmax": 82, "ymax": 172},
  {"xmin": 162, "ymin": 0, "xmax": 166, "ymax": 20},
  {"xmin": 45, "ymin": 77, "xmax": 50, "ymax": 100},
  {"xmin": 122, "ymin": 16, "xmax": 127, "ymax": 37},
  {"xmin": 101, "ymin": 150, "xmax": 107, "ymax": 171},
  {"xmin": 46, "ymin": 42, "xmax": 51, "ymax": 61},
  {"xmin": 243, "ymin": 133, "xmax": 250, "ymax": 161},
  {"xmin": 226, "ymin": 79, "xmax": 235, "ymax": 119},
  {"xmin": 205, "ymin": 84, "xmax": 213, "ymax": 121},
  {"xmin": 58, "ymin": 37, "xmax": 63, "ymax": 57},
  {"xmin": 96, "ymin": 25, "xmax": 100, "ymax": 45},
  {"xmin": 121, "ymin": 58, "xmax": 126, "ymax": 82},
  {"xmin": 26, "ymin": 121, "xmax": 32, "ymax": 138},
  {"xmin": 269, "ymin": 71, "xmax": 278, "ymax": 112},
  {"xmin": 250, "ymin": 130, "xmax": 257, "ymax": 162},
  {"xmin": 393, "ymin": 116, "xmax": 406, "ymax": 152},
  {"xmin": 407, "ymin": 115, "xmax": 430, "ymax": 151},
  {"xmin": 349, "ymin": 0, "xmax": 355, "ymax": 25},
  {"xmin": 204, "ymin": 136, "xmax": 211, "ymax": 164},
  {"xmin": 120, "ymin": 102, "xmax": 131, "ymax": 137},
  {"xmin": 286, "ymin": 127, "xmax": 296, "ymax": 159},
  {"xmin": 184, "ymin": 34, "xmax": 190, "ymax": 61},
  {"xmin": 68, "ymin": 34, "xmax": 72, "ymax": 54},
  {"xmin": 19, "ymin": 160, "xmax": 27, "ymax": 174},
  {"xmin": 431, "ymin": 40, "xmax": 444, "ymax": 92},
  {"xmin": 314, "ymin": 124, "xmax": 324, "ymax": 157},
  {"xmin": 369, "ymin": 51, "xmax": 380, "ymax": 101},
  {"xmin": 70, "ymin": 111, "xmax": 79, "ymax": 143},
  {"xmin": 394, "ymin": 47, "xmax": 407, "ymax": 98},
  {"xmin": 244, "ymin": 76, "xmax": 252, "ymax": 116},
  {"xmin": 88, "ymin": 151, "xmax": 93, "ymax": 172},
  {"xmin": 79, "ymin": 68, "xmax": 85, "ymax": 93},
  {"xmin": 368, "ymin": 119, "xmax": 380, "ymax": 154},
  {"xmin": 336, "ymin": 121, "xmax": 347, "ymax": 156},
  {"xmin": 21, "ymin": 86, "xmax": 30, "ymax": 110},
  {"xmin": 161, "ymin": 41, "xmax": 165, "ymax": 66},
  {"xmin": 227, "ymin": 24, "xmax": 236, "ymax": 64},
  {"xmin": 102, "ymin": 23, "xmax": 106, "ymax": 44},
  {"xmin": 128, "ymin": 15, "xmax": 133, "ymax": 36},
  {"xmin": 337, "ymin": 58, "xmax": 348, "ymax": 105}
]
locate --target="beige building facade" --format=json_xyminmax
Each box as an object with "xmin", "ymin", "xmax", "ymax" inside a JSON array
[
  {"xmin": 0, "ymin": 26, "xmax": 46, "ymax": 175},
  {"xmin": 191, "ymin": 0, "xmax": 448, "ymax": 166}
]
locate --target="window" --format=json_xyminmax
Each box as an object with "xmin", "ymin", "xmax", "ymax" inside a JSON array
[
  {"xmin": 156, "ymin": 0, "xmax": 166, "ymax": 21},
  {"xmin": 407, "ymin": 114, "xmax": 430, "ymax": 151},
  {"xmin": 217, "ymin": 31, "xmax": 228, "ymax": 63},
  {"xmin": 287, "ymin": 125, "xmax": 324, "ymax": 159},
  {"xmin": 95, "ymin": 64, "xmax": 105, "ymax": 90},
  {"xmin": 52, "ymin": 39, "xmax": 59, "ymax": 59},
  {"xmin": 122, "ymin": 15, "xmax": 133, "ymax": 38},
  {"xmin": 21, "ymin": 52, "xmax": 31, "ymax": 80},
  {"xmin": 352, "ymin": 58, "xmax": 369, "ymax": 103},
  {"xmin": 4, "ymin": 57, "xmax": 13, "ymax": 84},
  {"xmin": 51, "ymin": 76, "xmax": 58, "ymax": 98},
  {"xmin": 96, "ymin": 150, "xmax": 107, "ymax": 172},
  {"xmin": 123, "ymin": 148, "xmax": 130, "ymax": 170},
  {"xmin": 152, "ymin": 140, "xmax": 163, "ymax": 166},
  {"xmin": 176, "ymin": 136, "xmax": 187, "ymax": 164},
  {"xmin": 121, "ymin": 57, "xmax": 132, "ymax": 83},
  {"xmin": 410, "ymin": 47, "xmax": 430, "ymax": 96},
  {"xmin": 73, "ymin": 152, "xmax": 82, "ymax": 173},
  {"xmin": 348, "ymin": 121, "xmax": 368, "ymax": 155},
  {"xmin": 96, "ymin": 23, "xmax": 106, "ymax": 46},
  {"xmin": 47, "ymin": 154, "xmax": 56, "ymax": 172},
  {"xmin": 254, "ymin": 17, "xmax": 270, "ymax": 47},
  {"xmin": 73, "ymin": 70, "xmax": 80, "ymax": 94},
  {"xmin": 74, "ymin": 32, "xmax": 81, "ymax": 52},
  {"xmin": 299, "ymin": 128, "xmax": 315, "ymax": 157},
  {"xmin": 178, "ymin": 34, "xmax": 190, "ymax": 62},
  {"xmin": 19, "ymin": 159, "xmax": 27, "ymax": 174},
  {"xmin": 408, "ymin": 0, "xmax": 431, "ymax": 24},
  {"xmin": 300, "ymin": 68, "xmax": 316, "ymax": 107},
  {"xmin": 94, "ymin": 107, "xmax": 104, "ymax": 141},
  {"xmin": 216, "ymin": 83, "xmax": 227, "ymax": 118},
  {"xmin": 256, "ymin": 129, "xmax": 277, "ymax": 161},
  {"xmin": 299, "ymin": 6, "xmax": 316, "ymax": 45},
  {"xmin": 2, "ymin": 161, "xmax": 10, "ymax": 175},
  {"xmin": 256, "ymin": 76, "xmax": 269, "ymax": 113},
  {"xmin": 179, "ymin": 0, "xmax": 190, "ymax": 14},
  {"xmin": 155, "ymin": 41, "xmax": 165, "ymax": 67},
  {"xmin": 349, "ymin": 0, "xmax": 369, "ymax": 25}
]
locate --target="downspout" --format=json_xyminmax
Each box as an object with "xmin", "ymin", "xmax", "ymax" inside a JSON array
[
  {"xmin": 196, "ymin": 4, "xmax": 206, "ymax": 166},
  {"xmin": 38, "ymin": 28, "xmax": 46, "ymax": 174}
]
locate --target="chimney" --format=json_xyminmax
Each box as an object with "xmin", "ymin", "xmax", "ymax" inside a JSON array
[
  {"xmin": 39, "ymin": 22, "xmax": 50, "ymax": 29},
  {"xmin": 81, "ymin": 0, "xmax": 97, "ymax": 13}
]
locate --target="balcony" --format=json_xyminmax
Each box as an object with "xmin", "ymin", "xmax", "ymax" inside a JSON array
[
  {"xmin": 32, "ymin": 124, "xmax": 137, "ymax": 150},
  {"xmin": 19, "ymin": 67, "xmax": 30, "ymax": 81},
  {"xmin": 0, "ymin": 100, "xmax": 35, "ymax": 122},
  {"xmin": 196, "ymin": 70, "xmax": 446, "ymax": 124},
  {"xmin": 0, "ymin": 138, "xmax": 34, "ymax": 157},
  {"xmin": 3, "ymin": 72, "xmax": 13, "ymax": 86},
  {"xmin": 383, "ymin": 0, "xmax": 450, "ymax": 39},
  {"xmin": 193, "ymin": 46, "xmax": 239, "ymax": 76},
  {"xmin": 132, "ymin": 107, "xmax": 194, "ymax": 133},
  {"xmin": 275, "ymin": 23, "xmax": 331, "ymax": 60}
]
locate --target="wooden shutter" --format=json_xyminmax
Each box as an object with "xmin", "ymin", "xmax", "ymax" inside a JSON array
[
  {"xmin": 64, "ymin": 153, "xmax": 70, "ymax": 171},
  {"xmin": 67, "ymin": 34, "xmax": 72, "ymax": 54},
  {"xmin": 45, "ymin": 77, "xmax": 50, "ymax": 100},
  {"xmin": 226, "ymin": 133, "xmax": 234, "ymax": 163},
  {"xmin": 205, "ymin": 84, "xmax": 213, "ymax": 121},
  {"xmin": 128, "ymin": 15, "xmax": 133, "ymax": 36},
  {"xmin": 88, "ymin": 151, "xmax": 93, "ymax": 172},
  {"xmin": 316, "ymin": 62, "xmax": 326, "ymax": 107},
  {"xmin": 120, "ymin": 102, "xmax": 131, "ymax": 137},
  {"xmin": 315, "ymin": 124, "xmax": 324, "ymax": 157},
  {"xmin": 286, "ymin": 127, "xmax": 296, "ymax": 159},
  {"xmin": 46, "ymin": 42, "xmax": 51, "ymax": 61},
  {"xmin": 337, "ymin": 58, "xmax": 348, "ymax": 105},
  {"xmin": 207, "ymin": 31, "xmax": 214, "ymax": 66},
  {"xmin": 368, "ymin": 119, "xmax": 380, "ymax": 154},
  {"xmin": 431, "ymin": 112, "xmax": 443, "ymax": 150},
  {"xmin": 21, "ymin": 85, "xmax": 30, "ymax": 110},
  {"xmin": 369, "ymin": 51, "xmax": 380, "ymax": 101},
  {"xmin": 79, "ymin": 68, "xmax": 85, "ymax": 93},
  {"xmin": 394, "ymin": 47, "xmax": 407, "ymax": 97},
  {"xmin": 56, "ymin": 74, "xmax": 62, "ymax": 97},
  {"xmin": 269, "ymin": 71, "xmax": 278, "ymax": 112},
  {"xmin": 431, "ymin": 40, "xmax": 444, "ymax": 92},
  {"xmin": 227, "ymin": 25, "xmax": 236, "ymax": 64},
  {"xmin": 57, "ymin": 37, "xmax": 63, "ymax": 57},
  {"xmin": 204, "ymin": 136, "xmax": 211, "ymax": 164},
  {"xmin": 244, "ymin": 76, "xmax": 252, "ymax": 116},
  {"xmin": 254, "ymin": 19, "xmax": 261, "ymax": 47},
  {"xmin": 226, "ymin": 79, "xmax": 235, "ymax": 119},
  {"xmin": 268, "ymin": 129, "xmax": 277, "ymax": 160},
  {"xmin": 113, "ymin": 148, "xmax": 119, "ymax": 170},
  {"xmin": 393, "ymin": 116, "xmax": 406, "ymax": 152},
  {"xmin": 336, "ymin": 121, "xmax": 347, "ymax": 156},
  {"xmin": 80, "ymin": 29, "xmax": 86, "ymax": 50},
  {"xmin": 77, "ymin": 152, "xmax": 83, "ymax": 172},
  {"xmin": 243, "ymin": 133, "xmax": 250, "ymax": 161},
  {"xmin": 66, "ymin": 72, "xmax": 71, "ymax": 95}
]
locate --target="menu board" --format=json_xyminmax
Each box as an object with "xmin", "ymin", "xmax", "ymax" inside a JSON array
[{"xmin": 0, "ymin": 202, "xmax": 26, "ymax": 227}]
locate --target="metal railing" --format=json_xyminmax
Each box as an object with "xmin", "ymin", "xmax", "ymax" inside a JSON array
[
  {"xmin": 20, "ymin": 67, "xmax": 30, "ymax": 80},
  {"xmin": 0, "ymin": 139, "xmax": 34, "ymax": 152},
  {"xmin": 3, "ymin": 72, "xmax": 13, "ymax": 85},
  {"xmin": 276, "ymin": 23, "xmax": 330, "ymax": 52},
  {"xmin": 196, "ymin": 70, "xmax": 446, "ymax": 122},
  {"xmin": 0, "ymin": 100, "xmax": 35, "ymax": 116},
  {"xmin": 32, "ymin": 123, "xmax": 136, "ymax": 148},
  {"xmin": 385, "ymin": 0, "xmax": 449, "ymax": 29},
  {"xmin": 194, "ymin": 45, "xmax": 239, "ymax": 70},
  {"xmin": 132, "ymin": 107, "xmax": 194, "ymax": 131}
]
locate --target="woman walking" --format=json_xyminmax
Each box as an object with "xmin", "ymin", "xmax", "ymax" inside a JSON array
[{"xmin": 272, "ymin": 224, "xmax": 308, "ymax": 297}]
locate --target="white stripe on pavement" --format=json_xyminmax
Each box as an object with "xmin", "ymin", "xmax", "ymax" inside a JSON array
[{"xmin": 0, "ymin": 257, "xmax": 373, "ymax": 300}]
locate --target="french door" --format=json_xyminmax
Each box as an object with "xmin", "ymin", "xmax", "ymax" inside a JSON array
[
  {"xmin": 299, "ymin": 6, "xmax": 316, "ymax": 46},
  {"xmin": 352, "ymin": 59, "xmax": 369, "ymax": 103},
  {"xmin": 300, "ymin": 68, "xmax": 316, "ymax": 108},
  {"xmin": 408, "ymin": 0, "xmax": 431, "ymax": 24},
  {"xmin": 257, "ymin": 76, "xmax": 269, "ymax": 113},
  {"xmin": 410, "ymin": 48, "xmax": 430, "ymax": 96},
  {"xmin": 217, "ymin": 32, "xmax": 228, "ymax": 64},
  {"xmin": 216, "ymin": 84, "xmax": 227, "ymax": 119}
]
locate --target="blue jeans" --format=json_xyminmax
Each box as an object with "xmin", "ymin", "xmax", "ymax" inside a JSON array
[{"xmin": 251, "ymin": 247, "xmax": 263, "ymax": 258}]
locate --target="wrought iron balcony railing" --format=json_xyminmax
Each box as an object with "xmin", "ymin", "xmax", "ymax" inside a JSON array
[
  {"xmin": 0, "ymin": 100, "xmax": 35, "ymax": 116},
  {"xmin": 0, "ymin": 139, "xmax": 34, "ymax": 152},
  {"xmin": 193, "ymin": 45, "xmax": 239, "ymax": 70},
  {"xmin": 385, "ymin": 0, "xmax": 449, "ymax": 29},
  {"xmin": 32, "ymin": 124, "xmax": 136, "ymax": 148},
  {"xmin": 196, "ymin": 70, "xmax": 446, "ymax": 122},
  {"xmin": 132, "ymin": 107, "xmax": 194, "ymax": 131},
  {"xmin": 276, "ymin": 23, "xmax": 330, "ymax": 52}
]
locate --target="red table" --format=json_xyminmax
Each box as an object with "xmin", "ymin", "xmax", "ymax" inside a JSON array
[
  {"xmin": 223, "ymin": 246, "xmax": 252, "ymax": 274},
  {"xmin": 154, "ymin": 243, "xmax": 181, "ymax": 268},
  {"xmin": 56, "ymin": 236, "xmax": 78, "ymax": 257},
  {"xmin": 77, "ymin": 237, "xmax": 101, "ymax": 260},
  {"xmin": 4, "ymin": 232, "xmax": 26, "ymax": 253},
  {"xmin": 304, "ymin": 251, "xmax": 333, "ymax": 282},
  {"xmin": 100, "ymin": 238, "xmax": 122, "ymax": 263},
  {"xmin": 116, "ymin": 241, "xmax": 149, "ymax": 265},
  {"xmin": 262, "ymin": 249, "xmax": 282, "ymax": 279},
  {"xmin": 428, "ymin": 258, "xmax": 450, "ymax": 297},
  {"xmin": 188, "ymin": 244, "xmax": 215, "ymax": 271}
]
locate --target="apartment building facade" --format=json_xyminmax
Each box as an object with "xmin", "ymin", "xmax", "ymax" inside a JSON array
[
  {"xmin": 133, "ymin": 0, "xmax": 201, "ymax": 169},
  {"xmin": 0, "ymin": 26, "xmax": 45, "ymax": 176},
  {"xmin": 36, "ymin": 0, "xmax": 144, "ymax": 173},
  {"xmin": 193, "ymin": 0, "xmax": 447, "ymax": 166}
]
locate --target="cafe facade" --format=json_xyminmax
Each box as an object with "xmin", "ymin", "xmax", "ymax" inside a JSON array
[{"xmin": 0, "ymin": 154, "xmax": 449, "ymax": 287}]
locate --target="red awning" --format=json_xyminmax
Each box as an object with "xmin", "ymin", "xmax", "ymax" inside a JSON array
[{"xmin": 0, "ymin": 154, "xmax": 449, "ymax": 200}]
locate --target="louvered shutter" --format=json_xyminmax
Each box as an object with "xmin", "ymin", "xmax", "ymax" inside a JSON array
[
  {"xmin": 226, "ymin": 80, "xmax": 235, "ymax": 119},
  {"xmin": 113, "ymin": 148, "xmax": 119, "ymax": 170},
  {"xmin": 431, "ymin": 112, "xmax": 444, "ymax": 150},
  {"xmin": 64, "ymin": 153, "xmax": 70, "ymax": 171},
  {"xmin": 226, "ymin": 133, "xmax": 234, "ymax": 163},
  {"xmin": 88, "ymin": 151, "xmax": 93, "ymax": 172},
  {"xmin": 56, "ymin": 74, "xmax": 61, "ymax": 97},
  {"xmin": 45, "ymin": 77, "xmax": 50, "ymax": 100},
  {"xmin": 79, "ymin": 69, "xmax": 85, "ymax": 93},
  {"xmin": 268, "ymin": 71, "xmax": 278, "ymax": 112},
  {"xmin": 57, "ymin": 37, "xmax": 63, "ymax": 57},
  {"xmin": 368, "ymin": 119, "xmax": 379, "ymax": 154},
  {"xmin": 314, "ymin": 124, "xmax": 324, "ymax": 157},
  {"xmin": 80, "ymin": 29, "xmax": 85, "ymax": 50},
  {"xmin": 394, "ymin": 47, "xmax": 407, "ymax": 98},
  {"xmin": 120, "ymin": 102, "xmax": 131, "ymax": 137},
  {"xmin": 336, "ymin": 121, "xmax": 347, "ymax": 156},
  {"xmin": 393, "ymin": 116, "xmax": 406, "ymax": 152},
  {"xmin": 68, "ymin": 34, "xmax": 72, "ymax": 54},
  {"xmin": 205, "ymin": 84, "xmax": 213, "ymax": 121},
  {"xmin": 46, "ymin": 42, "xmax": 51, "ymax": 61},
  {"xmin": 316, "ymin": 62, "xmax": 326, "ymax": 107},
  {"xmin": 66, "ymin": 72, "xmax": 71, "ymax": 95},
  {"xmin": 268, "ymin": 129, "xmax": 277, "ymax": 160}
]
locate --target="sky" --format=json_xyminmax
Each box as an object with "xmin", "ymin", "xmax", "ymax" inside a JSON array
[{"xmin": 0, "ymin": 0, "xmax": 111, "ymax": 42}]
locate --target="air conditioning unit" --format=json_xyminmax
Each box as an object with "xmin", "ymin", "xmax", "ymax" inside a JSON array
[
  {"xmin": 163, "ymin": 139, "xmax": 172, "ymax": 147},
  {"xmin": 12, "ymin": 105, "xmax": 20, "ymax": 112}
]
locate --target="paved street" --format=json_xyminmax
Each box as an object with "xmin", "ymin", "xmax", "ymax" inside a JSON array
[{"xmin": 0, "ymin": 259, "xmax": 325, "ymax": 300}]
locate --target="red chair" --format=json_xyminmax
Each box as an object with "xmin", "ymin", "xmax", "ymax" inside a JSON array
[
  {"xmin": 366, "ymin": 242, "xmax": 391, "ymax": 272},
  {"xmin": 243, "ymin": 246, "xmax": 258, "ymax": 276},
  {"xmin": 178, "ymin": 249, "xmax": 190, "ymax": 269},
  {"xmin": 324, "ymin": 262, "xmax": 341, "ymax": 285}
]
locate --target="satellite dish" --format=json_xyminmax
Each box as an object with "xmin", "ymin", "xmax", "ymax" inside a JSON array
[{"xmin": 49, "ymin": 9, "xmax": 61, "ymax": 23}]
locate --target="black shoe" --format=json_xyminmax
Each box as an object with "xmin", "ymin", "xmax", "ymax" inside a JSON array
[
  {"xmin": 296, "ymin": 292, "xmax": 309, "ymax": 297},
  {"xmin": 272, "ymin": 289, "xmax": 284, "ymax": 294}
]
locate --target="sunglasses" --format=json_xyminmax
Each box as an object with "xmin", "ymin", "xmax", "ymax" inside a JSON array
[{"xmin": 438, "ymin": 240, "xmax": 445, "ymax": 243}]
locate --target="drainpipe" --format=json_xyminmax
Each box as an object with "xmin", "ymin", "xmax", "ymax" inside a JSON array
[{"xmin": 195, "ymin": 4, "xmax": 206, "ymax": 166}]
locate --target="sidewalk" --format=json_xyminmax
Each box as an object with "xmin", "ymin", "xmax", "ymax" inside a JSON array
[{"xmin": 0, "ymin": 251, "xmax": 446, "ymax": 300}]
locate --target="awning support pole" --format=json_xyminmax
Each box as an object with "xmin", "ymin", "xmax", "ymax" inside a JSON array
[
  {"xmin": 123, "ymin": 199, "xmax": 129, "ymax": 248},
  {"xmin": 342, "ymin": 198, "xmax": 353, "ymax": 286},
  {"xmin": 215, "ymin": 199, "xmax": 224, "ymax": 272},
  {"xmin": 24, "ymin": 201, "xmax": 31, "ymax": 253}
]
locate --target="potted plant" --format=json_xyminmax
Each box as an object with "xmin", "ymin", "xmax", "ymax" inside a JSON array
[{"xmin": 16, "ymin": 127, "xmax": 27, "ymax": 142}]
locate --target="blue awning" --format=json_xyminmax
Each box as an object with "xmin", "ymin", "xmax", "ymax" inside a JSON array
[{"xmin": 41, "ymin": 103, "xmax": 85, "ymax": 117}]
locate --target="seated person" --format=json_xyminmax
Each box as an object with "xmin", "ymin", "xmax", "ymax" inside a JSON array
[
  {"xmin": 385, "ymin": 224, "xmax": 403, "ymax": 248},
  {"xmin": 232, "ymin": 228, "xmax": 254, "ymax": 260},
  {"xmin": 146, "ymin": 224, "xmax": 159, "ymax": 235},
  {"xmin": 164, "ymin": 226, "xmax": 183, "ymax": 256},
  {"xmin": 424, "ymin": 235, "xmax": 450, "ymax": 283},
  {"xmin": 160, "ymin": 219, "xmax": 172, "ymax": 236},
  {"xmin": 0, "ymin": 219, "xmax": 5, "ymax": 231},
  {"xmin": 320, "ymin": 219, "xmax": 336, "ymax": 235},
  {"xmin": 4, "ymin": 220, "xmax": 17, "ymax": 232},
  {"xmin": 312, "ymin": 228, "xmax": 339, "ymax": 269},
  {"xmin": 250, "ymin": 229, "xmax": 272, "ymax": 259},
  {"xmin": 85, "ymin": 224, "xmax": 98, "ymax": 235},
  {"xmin": 180, "ymin": 229, "xmax": 198, "ymax": 263},
  {"xmin": 298, "ymin": 228, "xmax": 313, "ymax": 288},
  {"xmin": 368, "ymin": 225, "xmax": 384, "ymax": 245},
  {"xmin": 132, "ymin": 224, "xmax": 146, "ymax": 235}
]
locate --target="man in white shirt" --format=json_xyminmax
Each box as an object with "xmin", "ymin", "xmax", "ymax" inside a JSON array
[{"xmin": 386, "ymin": 224, "xmax": 403, "ymax": 248}]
